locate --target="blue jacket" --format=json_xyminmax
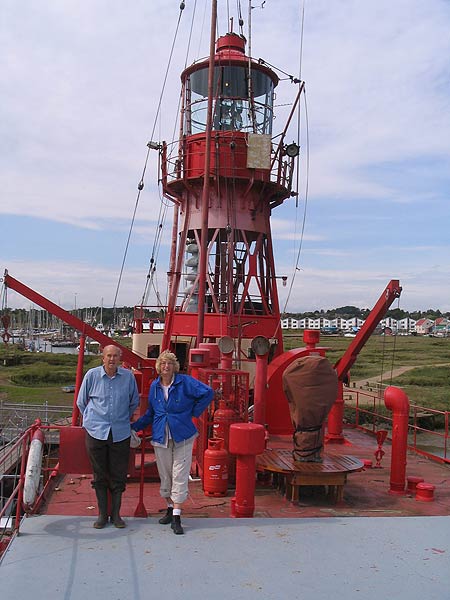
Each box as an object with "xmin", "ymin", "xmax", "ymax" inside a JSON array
[{"xmin": 131, "ymin": 373, "xmax": 214, "ymax": 444}]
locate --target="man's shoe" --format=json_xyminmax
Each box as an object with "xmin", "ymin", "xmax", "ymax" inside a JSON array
[
  {"xmin": 111, "ymin": 515, "xmax": 126, "ymax": 529},
  {"xmin": 93, "ymin": 486, "xmax": 109, "ymax": 529},
  {"xmin": 93, "ymin": 514, "xmax": 108, "ymax": 529},
  {"xmin": 159, "ymin": 506, "xmax": 174, "ymax": 525},
  {"xmin": 110, "ymin": 491, "xmax": 126, "ymax": 528},
  {"xmin": 171, "ymin": 515, "xmax": 184, "ymax": 535}
]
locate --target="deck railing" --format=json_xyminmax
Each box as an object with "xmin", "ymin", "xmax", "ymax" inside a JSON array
[
  {"xmin": 0, "ymin": 418, "xmax": 65, "ymax": 557},
  {"xmin": 0, "ymin": 425, "xmax": 32, "ymax": 553},
  {"xmin": 344, "ymin": 387, "xmax": 449, "ymax": 463}
]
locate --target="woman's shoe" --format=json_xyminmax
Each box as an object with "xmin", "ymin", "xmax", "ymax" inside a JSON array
[
  {"xmin": 159, "ymin": 506, "xmax": 173, "ymax": 524},
  {"xmin": 171, "ymin": 515, "xmax": 184, "ymax": 535}
]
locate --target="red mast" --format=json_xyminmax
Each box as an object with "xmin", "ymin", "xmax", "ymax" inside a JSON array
[{"xmin": 160, "ymin": 29, "xmax": 298, "ymax": 360}]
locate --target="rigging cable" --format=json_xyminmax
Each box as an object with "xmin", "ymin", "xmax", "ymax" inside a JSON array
[
  {"xmin": 141, "ymin": 0, "xmax": 200, "ymax": 309},
  {"xmin": 112, "ymin": 1, "xmax": 186, "ymax": 316},
  {"xmin": 377, "ymin": 295, "xmax": 401, "ymax": 414},
  {"xmin": 280, "ymin": 0, "xmax": 308, "ymax": 316},
  {"xmin": 281, "ymin": 88, "xmax": 308, "ymax": 316},
  {"xmin": 236, "ymin": 0, "xmax": 245, "ymax": 36}
]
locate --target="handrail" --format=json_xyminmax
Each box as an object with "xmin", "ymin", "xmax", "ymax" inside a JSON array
[
  {"xmin": 343, "ymin": 387, "xmax": 449, "ymax": 463},
  {"xmin": 0, "ymin": 427, "xmax": 31, "ymax": 530},
  {"xmin": 0, "ymin": 433, "xmax": 25, "ymax": 558}
]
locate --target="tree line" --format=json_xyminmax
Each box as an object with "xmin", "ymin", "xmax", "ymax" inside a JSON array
[{"xmin": 4, "ymin": 305, "xmax": 448, "ymax": 331}]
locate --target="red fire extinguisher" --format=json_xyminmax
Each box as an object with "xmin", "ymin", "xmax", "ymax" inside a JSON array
[{"xmin": 203, "ymin": 438, "xmax": 229, "ymax": 497}]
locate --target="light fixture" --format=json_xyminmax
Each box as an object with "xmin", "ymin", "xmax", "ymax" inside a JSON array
[
  {"xmin": 285, "ymin": 142, "xmax": 300, "ymax": 157},
  {"xmin": 251, "ymin": 335, "xmax": 271, "ymax": 356}
]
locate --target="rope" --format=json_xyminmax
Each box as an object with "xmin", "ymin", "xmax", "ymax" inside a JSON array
[
  {"xmin": 379, "ymin": 296, "xmax": 402, "ymax": 388},
  {"xmin": 274, "ymin": 0, "xmax": 308, "ymax": 331},
  {"xmin": 140, "ymin": 0, "xmax": 201, "ymax": 309},
  {"xmin": 112, "ymin": 2, "xmax": 186, "ymax": 314},
  {"xmin": 376, "ymin": 295, "xmax": 402, "ymax": 418},
  {"xmin": 279, "ymin": 85, "xmax": 309, "ymax": 317}
]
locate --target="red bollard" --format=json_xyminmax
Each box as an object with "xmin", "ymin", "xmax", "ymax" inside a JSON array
[
  {"xmin": 407, "ymin": 476, "xmax": 424, "ymax": 494},
  {"xmin": 384, "ymin": 386, "xmax": 410, "ymax": 495},
  {"xmin": 229, "ymin": 423, "xmax": 266, "ymax": 518},
  {"xmin": 415, "ymin": 482, "xmax": 435, "ymax": 502}
]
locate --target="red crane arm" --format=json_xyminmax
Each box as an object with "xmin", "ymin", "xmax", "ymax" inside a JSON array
[
  {"xmin": 334, "ymin": 279, "xmax": 402, "ymax": 381},
  {"xmin": 3, "ymin": 270, "xmax": 151, "ymax": 370}
]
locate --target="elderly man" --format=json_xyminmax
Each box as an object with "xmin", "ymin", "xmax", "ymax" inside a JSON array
[{"xmin": 77, "ymin": 344, "xmax": 139, "ymax": 529}]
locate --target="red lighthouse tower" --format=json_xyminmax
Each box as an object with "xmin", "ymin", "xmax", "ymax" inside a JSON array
[{"xmin": 160, "ymin": 31, "xmax": 298, "ymax": 360}]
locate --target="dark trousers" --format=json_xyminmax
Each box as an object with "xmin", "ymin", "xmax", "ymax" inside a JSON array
[{"xmin": 85, "ymin": 430, "xmax": 130, "ymax": 493}]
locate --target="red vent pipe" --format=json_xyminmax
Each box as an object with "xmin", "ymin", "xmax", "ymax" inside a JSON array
[{"xmin": 384, "ymin": 386, "xmax": 410, "ymax": 495}]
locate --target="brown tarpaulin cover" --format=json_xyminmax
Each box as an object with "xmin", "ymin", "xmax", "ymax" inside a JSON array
[{"xmin": 282, "ymin": 355, "xmax": 338, "ymax": 462}]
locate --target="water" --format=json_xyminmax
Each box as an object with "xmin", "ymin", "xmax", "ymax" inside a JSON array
[{"xmin": 1, "ymin": 336, "xmax": 95, "ymax": 355}]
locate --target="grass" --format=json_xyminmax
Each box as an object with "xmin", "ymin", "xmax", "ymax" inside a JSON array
[
  {"xmin": 0, "ymin": 348, "xmax": 102, "ymax": 406},
  {"xmin": 284, "ymin": 333, "xmax": 450, "ymax": 412},
  {"xmin": 1, "ymin": 334, "xmax": 449, "ymax": 411},
  {"xmin": 389, "ymin": 366, "xmax": 450, "ymax": 411}
]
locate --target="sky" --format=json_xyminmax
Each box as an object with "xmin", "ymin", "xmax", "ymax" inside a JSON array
[{"xmin": 1, "ymin": 0, "xmax": 450, "ymax": 314}]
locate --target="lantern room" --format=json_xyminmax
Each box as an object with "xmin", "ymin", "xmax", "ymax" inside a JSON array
[{"xmin": 181, "ymin": 32, "xmax": 278, "ymax": 136}]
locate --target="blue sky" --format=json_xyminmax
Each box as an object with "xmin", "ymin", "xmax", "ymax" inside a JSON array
[{"xmin": 1, "ymin": 0, "xmax": 450, "ymax": 313}]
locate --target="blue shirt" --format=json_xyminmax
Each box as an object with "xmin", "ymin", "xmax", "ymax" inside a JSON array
[{"xmin": 77, "ymin": 365, "xmax": 140, "ymax": 442}]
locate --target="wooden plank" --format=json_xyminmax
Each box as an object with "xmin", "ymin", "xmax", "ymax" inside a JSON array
[
  {"xmin": 256, "ymin": 449, "xmax": 363, "ymax": 505},
  {"xmin": 257, "ymin": 449, "xmax": 363, "ymax": 476}
]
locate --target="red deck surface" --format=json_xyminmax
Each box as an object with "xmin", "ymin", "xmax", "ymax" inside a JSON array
[{"xmin": 43, "ymin": 427, "xmax": 450, "ymax": 521}]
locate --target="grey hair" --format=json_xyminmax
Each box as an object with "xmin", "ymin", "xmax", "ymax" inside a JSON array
[{"xmin": 156, "ymin": 350, "xmax": 180, "ymax": 374}]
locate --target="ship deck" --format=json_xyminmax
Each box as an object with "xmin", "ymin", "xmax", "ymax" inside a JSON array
[
  {"xmin": 2, "ymin": 514, "xmax": 449, "ymax": 600},
  {"xmin": 1, "ymin": 427, "xmax": 450, "ymax": 599},
  {"xmin": 42, "ymin": 427, "xmax": 450, "ymax": 520}
]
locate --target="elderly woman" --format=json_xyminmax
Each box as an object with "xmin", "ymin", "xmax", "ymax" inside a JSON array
[{"xmin": 132, "ymin": 350, "xmax": 213, "ymax": 534}]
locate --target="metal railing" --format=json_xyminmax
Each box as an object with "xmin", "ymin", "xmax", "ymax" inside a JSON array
[
  {"xmin": 0, "ymin": 424, "xmax": 33, "ymax": 554},
  {"xmin": 1, "ymin": 401, "xmax": 72, "ymax": 442},
  {"xmin": 344, "ymin": 387, "xmax": 449, "ymax": 463},
  {"xmin": 0, "ymin": 418, "xmax": 64, "ymax": 558}
]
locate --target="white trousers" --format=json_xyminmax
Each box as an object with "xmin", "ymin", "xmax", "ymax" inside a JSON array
[{"xmin": 153, "ymin": 437, "xmax": 195, "ymax": 504}]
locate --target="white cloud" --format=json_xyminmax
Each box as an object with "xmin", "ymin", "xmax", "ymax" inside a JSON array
[{"xmin": 1, "ymin": 0, "xmax": 449, "ymax": 313}]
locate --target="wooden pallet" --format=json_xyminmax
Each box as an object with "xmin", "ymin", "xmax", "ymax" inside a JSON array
[{"xmin": 257, "ymin": 449, "xmax": 364, "ymax": 503}]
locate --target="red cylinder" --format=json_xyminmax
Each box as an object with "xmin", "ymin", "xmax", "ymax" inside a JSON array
[
  {"xmin": 203, "ymin": 438, "xmax": 229, "ymax": 497},
  {"xmin": 229, "ymin": 423, "xmax": 266, "ymax": 518},
  {"xmin": 253, "ymin": 353, "xmax": 269, "ymax": 426},
  {"xmin": 384, "ymin": 386, "xmax": 410, "ymax": 495},
  {"xmin": 213, "ymin": 400, "xmax": 240, "ymax": 450},
  {"xmin": 303, "ymin": 329, "xmax": 320, "ymax": 348},
  {"xmin": 407, "ymin": 476, "xmax": 424, "ymax": 494},
  {"xmin": 327, "ymin": 380, "xmax": 345, "ymax": 443},
  {"xmin": 415, "ymin": 482, "xmax": 435, "ymax": 502}
]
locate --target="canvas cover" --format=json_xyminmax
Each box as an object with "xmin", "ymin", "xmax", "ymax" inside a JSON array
[{"xmin": 282, "ymin": 355, "xmax": 338, "ymax": 462}]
